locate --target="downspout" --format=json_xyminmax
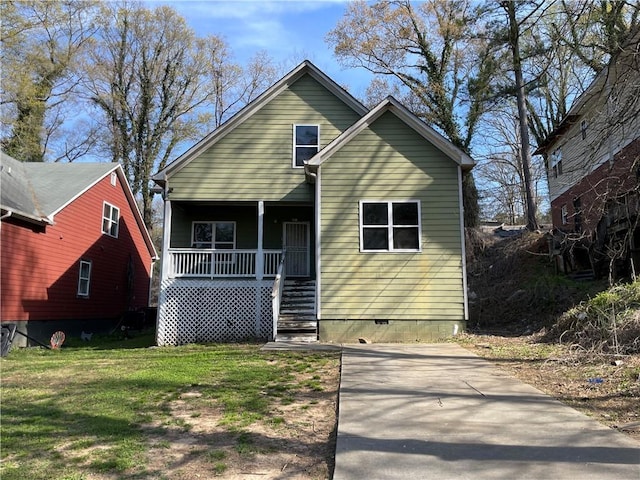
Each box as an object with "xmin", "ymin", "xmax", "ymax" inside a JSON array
[
  {"xmin": 458, "ymin": 167, "xmax": 469, "ymax": 328},
  {"xmin": 0, "ymin": 211, "xmax": 12, "ymax": 232},
  {"xmin": 0, "ymin": 210, "xmax": 13, "ymax": 226}
]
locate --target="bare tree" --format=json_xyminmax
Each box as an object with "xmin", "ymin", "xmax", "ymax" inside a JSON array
[
  {"xmin": 85, "ymin": 2, "xmax": 277, "ymax": 228},
  {"xmin": 476, "ymin": 102, "xmax": 549, "ymax": 224},
  {"xmin": 0, "ymin": 0, "xmax": 99, "ymax": 162},
  {"xmin": 327, "ymin": 0, "xmax": 498, "ymax": 227}
]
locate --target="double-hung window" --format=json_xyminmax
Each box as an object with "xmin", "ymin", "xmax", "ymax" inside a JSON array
[
  {"xmin": 102, "ymin": 202, "xmax": 119, "ymax": 237},
  {"xmin": 77, "ymin": 260, "xmax": 92, "ymax": 297},
  {"xmin": 360, "ymin": 201, "xmax": 421, "ymax": 252},
  {"xmin": 192, "ymin": 222, "xmax": 236, "ymax": 249},
  {"xmin": 293, "ymin": 125, "xmax": 319, "ymax": 167},
  {"xmin": 561, "ymin": 204, "xmax": 568, "ymax": 225},
  {"xmin": 551, "ymin": 149, "xmax": 563, "ymax": 178}
]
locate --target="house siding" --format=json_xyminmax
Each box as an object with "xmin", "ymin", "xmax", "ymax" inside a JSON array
[
  {"xmin": 1, "ymin": 174, "xmax": 153, "ymax": 329},
  {"xmin": 547, "ymin": 58, "xmax": 640, "ymax": 204},
  {"xmin": 551, "ymin": 137, "xmax": 640, "ymax": 234},
  {"xmin": 167, "ymin": 74, "xmax": 362, "ymax": 202},
  {"xmin": 319, "ymin": 111, "xmax": 464, "ymax": 328}
]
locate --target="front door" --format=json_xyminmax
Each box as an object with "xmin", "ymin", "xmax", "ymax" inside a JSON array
[{"xmin": 283, "ymin": 222, "xmax": 310, "ymax": 277}]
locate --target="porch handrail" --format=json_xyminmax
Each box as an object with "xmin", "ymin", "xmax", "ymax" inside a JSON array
[
  {"xmin": 271, "ymin": 251, "xmax": 286, "ymax": 341},
  {"xmin": 168, "ymin": 248, "xmax": 282, "ymax": 279}
]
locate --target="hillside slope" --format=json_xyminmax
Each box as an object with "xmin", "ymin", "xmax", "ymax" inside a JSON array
[{"xmin": 466, "ymin": 229, "xmax": 606, "ymax": 334}]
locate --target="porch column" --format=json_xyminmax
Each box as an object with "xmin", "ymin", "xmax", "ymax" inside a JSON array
[
  {"xmin": 160, "ymin": 198, "xmax": 173, "ymax": 281},
  {"xmin": 256, "ymin": 201, "xmax": 265, "ymax": 338},
  {"xmin": 256, "ymin": 201, "xmax": 264, "ymax": 280}
]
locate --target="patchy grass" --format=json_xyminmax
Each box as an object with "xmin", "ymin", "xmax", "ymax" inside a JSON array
[{"xmin": 0, "ymin": 334, "xmax": 340, "ymax": 480}]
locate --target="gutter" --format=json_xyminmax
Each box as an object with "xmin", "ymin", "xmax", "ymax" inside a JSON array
[{"xmin": 0, "ymin": 208, "xmax": 53, "ymax": 226}]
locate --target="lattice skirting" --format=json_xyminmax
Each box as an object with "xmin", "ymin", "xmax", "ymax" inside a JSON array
[{"xmin": 157, "ymin": 279, "xmax": 273, "ymax": 345}]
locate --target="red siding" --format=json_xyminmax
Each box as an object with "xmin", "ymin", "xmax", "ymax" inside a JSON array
[
  {"xmin": 551, "ymin": 138, "xmax": 640, "ymax": 234},
  {"xmin": 1, "ymin": 173, "xmax": 154, "ymax": 322}
]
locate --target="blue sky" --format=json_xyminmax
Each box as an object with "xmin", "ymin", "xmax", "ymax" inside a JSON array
[{"xmin": 148, "ymin": 0, "xmax": 373, "ymax": 98}]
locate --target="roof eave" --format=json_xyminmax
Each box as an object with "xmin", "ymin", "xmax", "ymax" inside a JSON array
[
  {"xmin": 0, "ymin": 206, "xmax": 53, "ymax": 226},
  {"xmin": 115, "ymin": 166, "xmax": 159, "ymax": 260},
  {"xmin": 309, "ymin": 96, "xmax": 476, "ymax": 169}
]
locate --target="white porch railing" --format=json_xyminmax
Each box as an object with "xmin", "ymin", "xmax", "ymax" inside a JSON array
[
  {"xmin": 168, "ymin": 249, "xmax": 283, "ymax": 278},
  {"xmin": 271, "ymin": 252, "xmax": 286, "ymax": 340}
]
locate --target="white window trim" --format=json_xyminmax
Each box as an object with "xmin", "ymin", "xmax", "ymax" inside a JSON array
[
  {"xmin": 561, "ymin": 204, "xmax": 568, "ymax": 225},
  {"xmin": 292, "ymin": 124, "xmax": 320, "ymax": 168},
  {"xmin": 110, "ymin": 172, "xmax": 117, "ymax": 186},
  {"xmin": 551, "ymin": 149, "xmax": 563, "ymax": 178},
  {"xmin": 102, "ymin": 202, "xmax": 120, "ymax": 238},
  {"xmin": 191, "ymin": 221, "xmax": 237, "ymax": 249},
  {"xmin": 77, "ymin": 260, "xmax": 92, "ymax": 297},
  {"xmin": 359, "ymin": 200, "xmax": 422, "ymax": 253}
]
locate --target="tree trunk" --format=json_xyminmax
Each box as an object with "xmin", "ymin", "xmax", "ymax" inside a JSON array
[{"xmin": 504, "ymin": 1, "xmax": 539, "ymax": 231}]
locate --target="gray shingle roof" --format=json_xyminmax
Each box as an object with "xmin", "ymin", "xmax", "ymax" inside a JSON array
[{"xmin": 1, "ymin": 151, "xmax": 117, "ymax": 223}]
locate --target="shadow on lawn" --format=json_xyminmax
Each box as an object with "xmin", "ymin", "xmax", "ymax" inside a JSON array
[{"xmin": 61, "ymin": 329, "xmax": 157, "ymax": 350}]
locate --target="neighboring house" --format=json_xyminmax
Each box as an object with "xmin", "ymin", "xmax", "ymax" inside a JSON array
[
  {"xmin": 151, "ymin": 61, "xmax": 474, "ymax": 345},
  {"xmin": 535, "ymin": 32, "xmax": 640, "ymax": 278},
  {"xmin": 1, "ymin": 152, "xmax": 158, "ymax": 346}
]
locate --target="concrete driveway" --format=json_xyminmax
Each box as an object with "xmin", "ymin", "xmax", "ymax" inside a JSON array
[{"xmin": 333, "ymin": 344, "xmax": 640, "ymax": 480}]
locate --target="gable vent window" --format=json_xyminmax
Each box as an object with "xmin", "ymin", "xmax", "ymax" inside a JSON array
[
  {"xmin": 293, "ymin": 125, "xmax": 319, "ymax": 167},
  {"xmin": 360, "ymin": 200, "xmax": 421, "ymax": 252},
  {"xmin": 551, "ymin": 149, "xmax": 563, "ymax": 178},
  {"xmin": 102, "ymin": 202, "xmax": 120, "ymax": 238},
  {"xmin": 110, "ymin": 172, "xmax": 117, "ymax": 186},
  {"xmin": 580, "ymin": 120, "xmax": 588, "ymax": 140}
]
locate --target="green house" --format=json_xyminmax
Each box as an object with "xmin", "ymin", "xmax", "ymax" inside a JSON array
[{"xmin": 151, "ymin": 61, "xmax": 474, "ymax": 345}]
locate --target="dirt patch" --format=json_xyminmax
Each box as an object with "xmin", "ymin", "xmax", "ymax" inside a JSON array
[
  {"xmin": 459, "ymin": 333, "xmax": 640, "ymax": 441},
  {"xmin": 140, "ymin": 357, "xmax": 340, "ymax": 479}
]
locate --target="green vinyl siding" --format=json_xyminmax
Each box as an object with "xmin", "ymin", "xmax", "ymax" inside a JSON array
[
  {"xmin": 167, "ymin": 74, "xmax": 361, "ymax": 202},
  {"xmin": 320, "ymin": 110, "xmax": 464, "ymax": 321}
]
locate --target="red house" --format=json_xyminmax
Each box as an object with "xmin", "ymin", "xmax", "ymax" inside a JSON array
[{"xmin": 1, "ymin": 152, "xmax": 158, "ymax": 346}]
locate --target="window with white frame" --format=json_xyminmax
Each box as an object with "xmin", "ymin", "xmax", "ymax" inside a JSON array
[
  {"xmin": 102, "ymin": 202, "xmax": 119, "ymax": 237},
  {"xmin": 360, "ymin": 201, "xmax": 421, "ymax": 252},
  {"xmin": 192, "ymin": 222, "xmax": 236, "ymax": 249},
  {"xmin": 110, "ymin": 172, "xmax": 117, "ymax": 186},
  {"xmin": 77, "ymin": 260, "xmax": 92, "ymax": 297},
  {"xmin": 293, "ymin": 125, "xmax": 319, "ymax": 167},
  {"xmin": 551, "ymin": 149, "xmax": 563, "ymax": 178},
  {"xmin": 561, "ymin": 204, "xmax": 568, "ymax": 225}
]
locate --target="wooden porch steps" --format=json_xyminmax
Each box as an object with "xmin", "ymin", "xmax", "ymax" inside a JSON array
[{"xmin": 276, "ymin": 279, "xmax": 317, "ymax": 342}]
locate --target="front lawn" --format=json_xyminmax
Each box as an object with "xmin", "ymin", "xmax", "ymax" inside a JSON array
[{"xmin": 1, "ymin": 333, "xmax": 340, "ymax": 479}]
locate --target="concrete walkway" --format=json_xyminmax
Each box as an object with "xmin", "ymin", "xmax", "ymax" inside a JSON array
[{"xmin": 333, "ymin": 344, "xmax": 640, "ymax": 480}]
